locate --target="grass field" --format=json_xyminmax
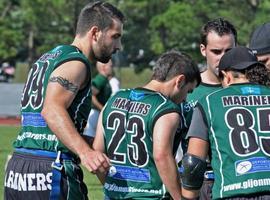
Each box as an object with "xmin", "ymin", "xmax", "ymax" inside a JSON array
[{"xmin": 0, "ymin": 126, "xmax": 103, "ymax": 199}]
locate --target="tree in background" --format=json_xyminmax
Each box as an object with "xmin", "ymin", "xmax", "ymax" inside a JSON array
[
  {"xmin": 0, "ymin": 0, "xmax": 90, "ymax": 66},
  {"xmin": 0, "ymin": 0, "xmax": 23, "ymax": 64},
  {"xmin": 0, "ymin": 0, "xmax": 269, "ymax": 71}
]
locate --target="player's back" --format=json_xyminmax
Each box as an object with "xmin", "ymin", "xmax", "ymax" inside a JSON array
[
  {"xmin": 198, "ymin": 83, "xmax": 270, "ymax": 199},
  {"xmin": 102, "ymin": 87, "xmax": 180, "ymax": 199}
]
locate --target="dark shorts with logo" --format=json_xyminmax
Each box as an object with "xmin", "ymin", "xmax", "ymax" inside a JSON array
[{"xmin": 4, "ymin": 152, "xmax": 88, "ymax": 200}]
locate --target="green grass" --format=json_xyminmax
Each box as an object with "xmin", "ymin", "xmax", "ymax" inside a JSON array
[
  {"xmin": 115, "ymin": 67, "xmax": 152, "ymax": 89},
  {"xmin": 0, "ymin": 126, "xmax": 103, "ymax": 199},
  {"xmin": 0, "ymin": 126, "xmax": 18, "ymax": 199},
  {"xmin": 13, "ymin": 62, "xmax": 29, "ymax": 83}
]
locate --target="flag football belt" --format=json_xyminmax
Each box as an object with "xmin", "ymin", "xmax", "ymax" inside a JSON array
[
  {"xmin": 15, "ymin": 148, "xmax": 73, "ymax": 200},
  {"xmin": 204, "ymin": 170, "xmax": 215, "ymax": 180}
]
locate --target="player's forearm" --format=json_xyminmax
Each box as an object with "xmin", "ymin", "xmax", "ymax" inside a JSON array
[
  {"xmin": 181, "ymin": 187, "xmax": 200, "ymax": 199},
  {"xmin": 155, "ymin": 153, "xmax": 181, "ymax": 200},
  {"xmin": 41, "ymin": 104, "xmax": 92, "ymax": 156}
]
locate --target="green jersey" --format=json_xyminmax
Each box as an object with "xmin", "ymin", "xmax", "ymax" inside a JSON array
[
  {"xmin": 185, "ymin": 83, "xmax": 222, "ymax": 120},
  {"xmin": 197, "ymin": 83, "xmax": 270, "ymax": 199},
  {"xmin": 13, "ymin": 45, "xmax": 92, "ymax": 156},
  {"xmin": 102, "ymin": 88, "xmax": 181, "ymax": 199},
  {"xmin": 91, "ymin": 74, "xmax": 112, "ymax": 109},
  {"xmin": 180, "ymin": 83, "xmax": 222, "ymax": 153}
]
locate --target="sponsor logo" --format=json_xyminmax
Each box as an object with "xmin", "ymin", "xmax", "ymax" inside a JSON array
[
  {"xmin": 236, "ymin": 161, "xmax": 252, "ymax": 175},
  {"xmin": 235, "ymin": 157, "xmax": 270, "ymax": 176}
]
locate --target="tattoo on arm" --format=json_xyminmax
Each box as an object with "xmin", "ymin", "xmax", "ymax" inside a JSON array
[{"xmin": 49, "ymin": 76, "xmax": 79, "ymax": 93}]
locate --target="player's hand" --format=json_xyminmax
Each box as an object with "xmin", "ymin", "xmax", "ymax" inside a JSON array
[{"xmin": 79, "ymin": 150, "xmax": 111, "ymax": 174}]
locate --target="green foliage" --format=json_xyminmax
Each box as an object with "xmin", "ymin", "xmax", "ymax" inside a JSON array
[
  {"xmin": 0, "ymin": 0, "xmax": 269, "ymax": 69},
  {"xmin": 0, "ymin": 0, "xmax": 24, "ymax": 61},
  {"xmin": 150, "ymin": 2, "xmax": 200, "ymax": 56},
  {"xmin": 112, "ymin": 0, "xmax": 171, "ymax": 68},
  {"xmin": 250, "ymin": 0, "xmax": 270, "ymax": 37}
]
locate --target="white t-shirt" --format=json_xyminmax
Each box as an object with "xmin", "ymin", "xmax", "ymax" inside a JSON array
[{"xmin": 109, "ymin": 77, "xmax": 120, "ymax": 95}]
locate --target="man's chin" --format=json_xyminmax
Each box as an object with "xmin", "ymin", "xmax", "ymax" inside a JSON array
[{"xmin": 98, "ymin": 56, "xmax": 111, "ymax": 64}]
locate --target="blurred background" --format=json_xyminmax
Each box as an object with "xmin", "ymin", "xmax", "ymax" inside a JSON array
[{"xmin": 0, "ymin": 0, "xmax": 269, "ymax": 84}]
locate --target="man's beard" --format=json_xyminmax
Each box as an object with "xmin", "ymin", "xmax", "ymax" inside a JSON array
[
  {"xmin": 97, "ymin": 55, "xmax": 111, "ymax": 63},
  {"xmin": 95, "ymin": 38, "xmax": 114, "ymax": 63}
]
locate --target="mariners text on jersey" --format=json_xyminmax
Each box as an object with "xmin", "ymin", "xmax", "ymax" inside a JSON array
[
  {"xmin": 222, "ymin": 95, "xmax": 270, "ymax": 107},
  {"xmin": 112, "ymin": 97, "xmax": 151, "ymax": 115}
]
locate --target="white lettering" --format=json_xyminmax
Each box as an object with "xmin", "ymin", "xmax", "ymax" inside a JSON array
[
  {"xmin": 223, "ymin": 178, "xmax": 270, "ymax": 192},
  {"xmin": 17, "ymin": 132, "xmax": 58, "ymax": 141},
  {"xmin": 36, "ymin": 173, "xmax": 47, "ymax": 191},
  {"xmin": 6, "ymin": 171, "xmax": 14, "ymax": 188},
  {"xmin": 46, "ymin": 173, "xmax": 52, "ymax": 190},
  {"xmin": 104, "ymin": 183, "xmax": 162, "ymax": 194},
  {"xmin": 27, "ymin": 173, "xmax": 36, "ymax": 191},
  {"xmin": 5, "ymin": 171, "xmax": 53, "ymax": 191},
  {"xmin": 4, "ymin": 173, "xmax": 7, "ymax": 187},
  {"xmin": 18, "ymin": 174, "xmax": 27, "ymax": 191},
  {"xmin": 13, "ymin": 172, "xmax": 19, "ymax": 190}
]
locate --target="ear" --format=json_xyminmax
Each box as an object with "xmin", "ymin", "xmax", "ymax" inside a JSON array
[
  {"xmin": 176, "ymin": 74, "xmax": 185, "ymax": 89},
  {"xmin": 88, "ymin": 26, "xmax": 100, "ymax": 42},
  {"xmin": 221, "ymin": 70, "xmax": 232, "ymax": 86},
  {"xmin": 200, "ymin": 44, "xmax": 206, "ymax": 57}
]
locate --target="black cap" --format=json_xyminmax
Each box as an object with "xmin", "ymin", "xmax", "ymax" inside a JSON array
[
  {"xmin": 249, "ymin": 22, "xmax": 270, "ymax": 55},
  {"xmin": 218, "ymin": 46, "xmax": 263, "ymax": 71}
]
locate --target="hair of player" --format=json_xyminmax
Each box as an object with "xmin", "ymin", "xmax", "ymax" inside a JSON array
[
  {"xmin": 151, "ymin": 50, "xmax": 201, "ymax": 86},
  {"xmin": 200, "ymin": 18, "xmax": 237, "ymax": 46},
  {"xmin": 246, "ymin": 64, "xmax": 270, "ymax": 87},
  {"xmin": 76, "ymin": 1, "xmax": 125, "ymax": 36},
  {"xmin": 218, "ymin": 64, "xmax": 270, "ymax": 87}
]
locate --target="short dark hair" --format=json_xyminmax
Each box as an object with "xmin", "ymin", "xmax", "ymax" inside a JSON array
[
  {"xmin": 76, "ymin": 1, "xmax": 125, "ymax": 36},
  {"xmin": 152, "ymin": 50, "xmax": 201, "ymax": 86},
  {"xmin": 200, "ymin": 18, "xmax": 237, "ymax": 46},
  {"xmin": 246, "ymin": 64, "xmax": 270, "ymax": 86},
  {"xmin": 218, "ymin": 64, "xmax": 270, "ymax": 87}
]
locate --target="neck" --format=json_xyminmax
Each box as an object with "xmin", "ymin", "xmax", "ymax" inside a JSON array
[
  {"xmin": 71, "ymin": 36, "xmax": 93, "ymax": 62},
  {"xmin": 143, "ymin": 80, "xmax": 169, "ymax": 97},
  {"xmin": 201, "ymin": 69, "xmax": 220, "ymax": 84},
  {"xmin": 230, "ymin": 77, "xmax": 250, "ymax": 85}
]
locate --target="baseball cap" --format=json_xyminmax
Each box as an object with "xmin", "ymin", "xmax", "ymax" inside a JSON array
[
  {"xmin": 249, "ymin": 22, "xmax": 270, "ymax": 55},
  {"xmin": 218, "ymin": 46, "xmax": 263, "ymax": 71}
]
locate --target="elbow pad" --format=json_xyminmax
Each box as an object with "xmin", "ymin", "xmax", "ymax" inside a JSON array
[{"xmin": 179, "ymin": 153, "xmax": 207, "ymax": 190}]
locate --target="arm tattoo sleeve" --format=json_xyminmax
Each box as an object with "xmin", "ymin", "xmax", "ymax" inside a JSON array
[{"xmin": 49, "ymin": 76, "xmax": 79, "ymax": 93}]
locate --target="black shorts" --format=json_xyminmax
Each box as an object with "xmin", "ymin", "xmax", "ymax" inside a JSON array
[
  {"xmin": 4, "ymin": 151, "xmax": 88, "ymax": 200},
  {"xmin": 199, "ymin": 179, "xmax": 213, "ymax": 200}
]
